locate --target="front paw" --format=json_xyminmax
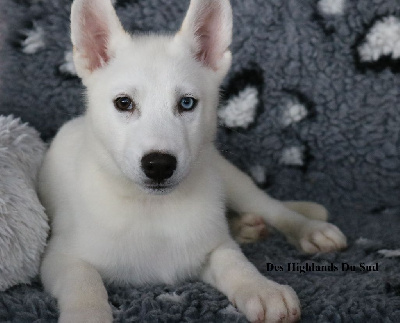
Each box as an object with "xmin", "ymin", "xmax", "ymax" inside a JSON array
[
  {"xmin": 59, "ymin": 305, "xmax": 113, "ymax": 323},
  {"xmin": 295, "ymin": 220, "xmax": 347, "ymax": 254},
  {"xmin": 231, "ymin": 279, "xmax": 300, "ymax": 323}
]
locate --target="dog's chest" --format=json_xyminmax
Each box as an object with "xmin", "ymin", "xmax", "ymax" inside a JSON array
[{"xmin": 72, "ymin": 192, "xmax": 228, "ymax": 285}]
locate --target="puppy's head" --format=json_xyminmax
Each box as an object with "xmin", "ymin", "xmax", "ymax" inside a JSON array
[{"xmin": 71, "ymin": 0, "xmax": 232, "ymax": 194}]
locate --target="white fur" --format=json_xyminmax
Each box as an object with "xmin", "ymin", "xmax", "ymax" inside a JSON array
[
  {"xmin": 249, "ymin": 164, "xmax": 266, "ymax": 185},
  {"xmin": 318, "ymin": 0, "xmax": 345, "ymax": 15},
  {"xmin": 218, "ymin": 86, "xmax": 258, "ymax": 128},
  {"xmin": 280, "ymin": 146, "xmax": 304, "ymax": 166},
  {"xmin": 39, "ymin": 1, "xmax": 347, "ymax": 322},
  {"xmin": 282, "ymin": 101, "xmax": 308, "ymax": 127},
  {"xmin": 355, "ymin": 237, "xmax": 375, "ymax": 246},
  {"xmin": 59, "ymin": 50, "xmax": 77, "ymax": 76},
  {"xmin": 378, "ymin": 249, "xmax": 400, "ymax": 258},
  {"xmin": 358, "ymin": 16, "xmax": 400, "ymax": 61},
  {"xmin": 21, "ymin": 24, "xmax": 45, "ymax": 54},
  {"xmin": 156, "ymin": 292, "xmax": 185, "ymax": 303}
]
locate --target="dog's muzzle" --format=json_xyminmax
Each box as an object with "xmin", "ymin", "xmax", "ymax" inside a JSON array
[{"xmin": 141, "ymin": 152, "xmax": 177, "ymax": 184}]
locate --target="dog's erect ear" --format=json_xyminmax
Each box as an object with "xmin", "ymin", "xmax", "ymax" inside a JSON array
[
  {"xmin": 71, "ymin": 0, "xmax": 128, "ymax": 79},
  {"xmin": 177, "ymin": 0, "xmax": 232, "ymax": 73}
]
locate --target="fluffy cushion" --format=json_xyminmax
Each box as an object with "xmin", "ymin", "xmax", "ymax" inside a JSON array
[{"xmin": 0, "ymin": 115, "xmax": 48, "ymax": 291}]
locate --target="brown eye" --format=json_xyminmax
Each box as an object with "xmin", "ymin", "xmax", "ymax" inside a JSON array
[{"xmin": 114, "ymin": 96, "xmax": 135, "ymax": 112}]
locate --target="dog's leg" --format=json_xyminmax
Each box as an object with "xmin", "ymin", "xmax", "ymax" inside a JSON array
[
  {"xmin": 202, "ymin": 240, "xmax": 301, "ymax": 322},
  {"xmin": 214, "ymin": 148, "xmax": 346, "ymax": 253},
  {"xmin": 282, "ymin": 201, "xmax": 328, "ymax": 221},
  {"xmin": 41, "ymin": 252, "xmax": 112, "ymax": 323},
  {"xmin": 229, "ymin": 201, "xmax": 328, "ymax": 244}
]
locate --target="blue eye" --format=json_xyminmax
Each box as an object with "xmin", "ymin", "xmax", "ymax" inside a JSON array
[{"xmin": 179, "ymin": 97, "xmax": 197, "ymax": 112}]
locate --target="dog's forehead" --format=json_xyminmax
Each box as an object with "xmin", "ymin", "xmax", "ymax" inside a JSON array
[{"xmin": 112, "ymin": 34, "xmax": 202, "ymax": 83}]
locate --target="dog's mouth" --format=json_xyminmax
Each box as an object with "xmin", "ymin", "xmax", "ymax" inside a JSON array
[{"xmin": 143, "ymin": 182, "xmax": 177, "ymax": 194}]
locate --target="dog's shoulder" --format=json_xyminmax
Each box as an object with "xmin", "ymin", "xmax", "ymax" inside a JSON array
[
  {"xmin": 38, "ymin": 117, "xmax": 86, "ymax": 205},
  {"xmin": 44, "ymin": 117, "xmax": 85, "ymax": 167},
  {"xmin": 52, "ymin": 117, "xmax": 85, "ymax": 147}
]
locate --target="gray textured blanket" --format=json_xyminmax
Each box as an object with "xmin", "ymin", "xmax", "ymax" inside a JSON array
[{"xmin": 0, "ymin": 0, "xmax": 400, "ymax": 322}]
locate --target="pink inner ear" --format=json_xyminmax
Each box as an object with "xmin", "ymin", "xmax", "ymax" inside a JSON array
[
  {"xmin": 194, "ymin": 5, "xmax": 223, "ymax": 70},
  {"xmin": 79, "ymin": 5, "xmax": 111, "ymax": 72}
]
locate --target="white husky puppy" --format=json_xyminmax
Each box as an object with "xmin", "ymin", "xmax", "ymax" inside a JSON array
[{"xmin": 38, "ymin": 0, "xmax": 347, "ymax": 322}]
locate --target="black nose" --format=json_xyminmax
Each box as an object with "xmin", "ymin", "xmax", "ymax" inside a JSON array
[{"xmin": 141, "ymin": 152, "xmax": 177, "ymax": 182}]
